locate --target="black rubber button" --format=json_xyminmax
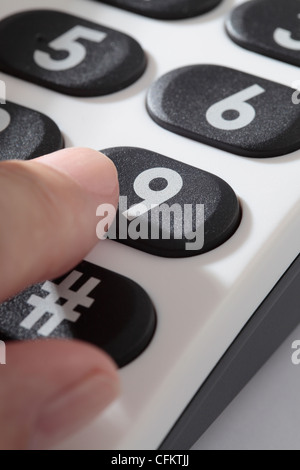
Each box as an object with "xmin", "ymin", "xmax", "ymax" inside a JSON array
[
  {"xmin": 101, "ymin": 147, "xmax": 241, "ymax": 258},
  {"xmin": 147, "ymin": 65, "xmax": 300, "ymax": 158},
  {"xmin": 98, "ymin": 0, "xmax": 223, "ymax": 20},
  {"xmin": 0, "ymin": 10, "xmax": 147, "ymax": 97},
  {"xmin": 0, "ymin": 261, "xmax": 156, "ymax": 368},
  {"xmin": 226, "ymin": 0, "xmax": 300, "ymax": 67},
  {"xmin": 0, "ymin": 101, "xmax": 63, "ymax": 161}
]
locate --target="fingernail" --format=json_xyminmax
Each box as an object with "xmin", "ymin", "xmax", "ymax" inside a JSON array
[
  {"xmin": 36, "ymin": 148, "xmax": 119, "ymax": 206},
  {"xmin": 32, "ymin": 372, "xmax": 120, "ymax": 450}
]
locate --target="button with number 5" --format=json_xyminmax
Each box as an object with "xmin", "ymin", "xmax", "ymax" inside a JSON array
[
  {"xmin": 147, "ymin": 65, "xmax": 300, "ymax": 158},
  {"xmin": 0, "ymin": 10, "xmax": 147, "ymax": 96},
  {"xmin": 100, "ymin": 147, "xmax": 241, "ymax": 258}
]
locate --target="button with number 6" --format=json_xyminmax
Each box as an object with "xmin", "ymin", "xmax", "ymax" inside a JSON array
[
  {"xmin": 101, "ymin": 147, "xmax": 241, "ymax": 258},
  {"xmin": 147, "ymin": 65, "xmax": 300, "ymax": 158},
  {"xmin": 0, "ymin": 10, "xmax": 147, "ymax": 97}
]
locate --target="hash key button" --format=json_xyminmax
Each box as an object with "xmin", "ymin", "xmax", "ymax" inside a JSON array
[
  {"xmin": 226, "ymin": 0, "xmax": 300, "ymax": 67},
  {"xmin": 0, "ymin": 10, "xmax": 147, "ymax": 97},
  {"xmin": 0, "ymin": 261, "xmax": 156, "ymax": 368},
  {"xmin": 98, "ymin": 0, "xmax": 223, "ymax": 20},
  {"xmin": 147, "ymin": 65, "xmax": 300, "ymax": 158},
  {"xmin": 0, "ymin": 101, "xmax": 63, "ymax": 161}
]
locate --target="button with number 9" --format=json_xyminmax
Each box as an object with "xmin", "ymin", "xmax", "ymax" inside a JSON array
[{"xmin": 100, "ymin": 147, "xmax": 241, "ymax": 258}]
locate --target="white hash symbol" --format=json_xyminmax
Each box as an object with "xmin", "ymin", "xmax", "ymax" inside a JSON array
[{"xmin": 20, "ymin": 271, "xmax": 100, "ymax": 337}]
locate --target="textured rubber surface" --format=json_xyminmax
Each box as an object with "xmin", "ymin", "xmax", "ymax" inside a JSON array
[
  {"xmin": 98, "ymin": 0, "xmax": 223, "ymax": 20},
  {"xmin": 226, "ymin": 0, "xmax": 300, "ymax": 67},
  {"xmin": 0, "ymin": 101, "xmax": 63, "ymax": 160},
  {"xmin": 102, "ymin": 146, "xmax": 241, "ymax": 258},
  {"xmin": 0, "ymin": 10, "xmax": 147, "ymax": 96},
  {"xmin": 0, "ymin": 261, "xmax": 157, "ymax": 368},
  {"xmin": 147, "ymin": 64, "xmax": 300, "ymax": 158}
]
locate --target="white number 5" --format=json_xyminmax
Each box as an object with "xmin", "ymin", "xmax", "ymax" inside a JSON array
[{"xmin": 34, "ymin": 26, "xmax": 107, "ymax": 71}]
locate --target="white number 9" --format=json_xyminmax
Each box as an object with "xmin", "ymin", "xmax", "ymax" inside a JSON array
[
  {"xmin": 34, "ymin": 26, "xmax": 107, "ymax": 71},
  {"xmin": 123, "ymin": 167, "xmax": 183, "ymax": 221}
]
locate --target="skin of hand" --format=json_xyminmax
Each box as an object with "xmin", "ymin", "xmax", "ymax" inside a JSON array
[{"xmin": 0, "ymin": 148, "xmax": 120, "ymax": 450}]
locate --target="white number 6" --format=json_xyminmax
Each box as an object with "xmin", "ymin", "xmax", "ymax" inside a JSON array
[{"xmin": 34, "ymin": 26, "xmax": 107, "ymax": 71}]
